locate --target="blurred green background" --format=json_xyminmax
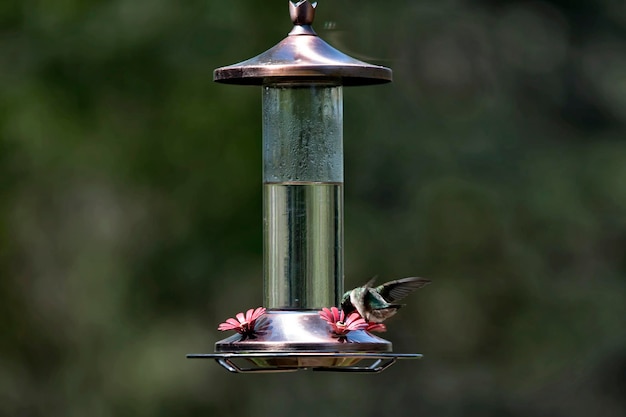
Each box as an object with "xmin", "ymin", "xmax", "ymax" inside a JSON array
[{"xmin": 1, "ymin": 0, "xmax": 625, "ymax": 416}]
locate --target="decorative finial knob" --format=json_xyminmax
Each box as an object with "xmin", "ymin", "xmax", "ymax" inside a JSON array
[{"xmin": 289, "ymin": 1, "xmax": 317, "ymax": 26}]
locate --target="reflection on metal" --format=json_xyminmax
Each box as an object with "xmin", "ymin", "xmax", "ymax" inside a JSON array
[
  {"xmin": 215, "ymin": 311, "xmax": 390, "ymax": 351},
  {"xmin": 213, "ymin": 1, "xmax": 392, "ymax": 85},
  {"xmin": 211, "ymin": 311, "xmax": 394, "ymax": 370}
]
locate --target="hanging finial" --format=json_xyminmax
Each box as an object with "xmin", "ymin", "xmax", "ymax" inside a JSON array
[{"xmin": 289, "ymin": 1, "xmax": 317, "ymax": 26}]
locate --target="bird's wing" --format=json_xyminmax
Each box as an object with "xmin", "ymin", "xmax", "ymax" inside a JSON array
[
  {"xmin": 363, "ymin": 276, "xmax": 377, "ymax": 288},
  {"xmin": 364, "ymin": 288, "xmax": 393, "ymax": 310},
  {"xmin": 376, "ymin": 277, "xmax": 431, "ymax": 302}
]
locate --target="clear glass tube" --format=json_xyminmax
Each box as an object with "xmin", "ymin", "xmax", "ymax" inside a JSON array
[{"xmin": 262, "ymin": 83, "xmax": 343, "ymax": 309}]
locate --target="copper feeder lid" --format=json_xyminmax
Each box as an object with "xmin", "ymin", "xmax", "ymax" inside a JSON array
[{"xmin": 213, "ymin": 1, "xmax": 392, "ymax": 86}]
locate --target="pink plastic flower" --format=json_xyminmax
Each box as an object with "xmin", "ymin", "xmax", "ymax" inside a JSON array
[
  {"xmin": 366, "ymin": 322, "xmax": 387, "ymax": 333},
  {"xmin": 319, "ymin": 307, "xmax": 368, "ymax": 336},
  {"xmin": 218, "ymin": 307, "xmax": 266, "ymax": 335}
]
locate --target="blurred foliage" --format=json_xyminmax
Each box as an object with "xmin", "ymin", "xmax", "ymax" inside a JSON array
[{"xmin": 1, "ymin": 0, "xmax": 625, "ymax": 416}]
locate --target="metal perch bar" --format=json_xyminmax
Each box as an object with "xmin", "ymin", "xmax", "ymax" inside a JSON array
[{"xmin": 187, "ymin": 352, "xmax": 422, "ymax": 373}]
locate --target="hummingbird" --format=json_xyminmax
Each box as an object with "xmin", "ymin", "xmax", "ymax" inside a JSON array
[{"xmin": 341, "ymin": 277, "xmax": 431, "ymax": 323}]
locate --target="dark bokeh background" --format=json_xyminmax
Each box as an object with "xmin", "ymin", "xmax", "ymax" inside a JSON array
[{"xmin": 1, "ymin": 0, "xmax": 625, "ymax": 416}]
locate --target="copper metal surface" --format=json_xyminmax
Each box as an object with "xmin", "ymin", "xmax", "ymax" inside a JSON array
[
  {"xmin": 210, "ymin": 310, "xmax": 397, "ymax": 369},
  {"xmin": 213, "ymin": 1, "xmax": 392, "ymax": 85},
  {"xmin": 214, "ymin": 310, "xmax": 391, "ymax": 353}
]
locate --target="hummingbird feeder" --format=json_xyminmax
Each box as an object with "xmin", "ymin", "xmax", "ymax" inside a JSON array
[{"xmin": 187, "ymin": 0, "xmax": 422, "ymax": 373}]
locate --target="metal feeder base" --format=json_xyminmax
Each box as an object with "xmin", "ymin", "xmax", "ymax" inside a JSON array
[
  {"xmin": 187, "ymin": 310, "xmax": 423, "ymax": 373},
  {"xmin": 187, "ymin": 352, "xmax": 422, "ymax": 373}
]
